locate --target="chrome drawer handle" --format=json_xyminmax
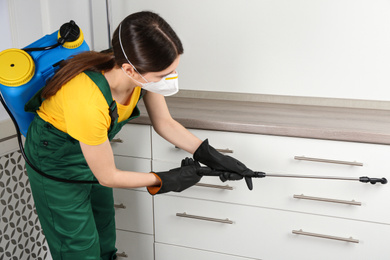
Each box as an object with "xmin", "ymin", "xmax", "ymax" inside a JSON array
[
  {"xmin": 293, "ymin": 194, "xmax": 362, "ymax": 206},
  {"xmin": 292, "ymin": 229, "xmax": 359, "ymax": 243},
  {"xmin": 111, "ymin": 138, "xmax": 124, "ymax": 143},
  {"xmin": 215, "ymin": 148, "xmax": 233, "ymax": 154},
  {"xmin": 116, "ymin": 252, "xmax": 128, "ymax": 258},
  {"xmin": 195, "ymin": 182, "xmax": 234, "ymax": 190},
  {"xmin": 175, "ymin": 146, "xmax": 233, "ymax": 154},
  {"xmin": 114, "ymin": 203, "xmax": 126, "ymax": 209},
  {"xmin": 294, "ymin": 156, "xmax": 363, "ymax": 166},
  {"xmin": 176, "ymin": 212, "xmax": 233, "ymax": 224}
]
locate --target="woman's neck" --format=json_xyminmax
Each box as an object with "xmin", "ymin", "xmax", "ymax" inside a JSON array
[{"xmin": 104, "ymin": 67, "xmax": 137, "ymax": 105}]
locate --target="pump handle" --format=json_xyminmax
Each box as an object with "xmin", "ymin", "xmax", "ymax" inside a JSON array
[{"xmin": 58, "ymin": 20, "xmax": 80, "ymax": 44}]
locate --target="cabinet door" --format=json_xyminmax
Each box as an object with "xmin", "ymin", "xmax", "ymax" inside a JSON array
[
  {"xmin": 111, "ymin": 124, "xmax": 151, "ymax": 158},
  {"xmin": 155, "ymin": 243, "xmax": 258, "ymax": 260},
  {"xmin": 154, "ymin": 195, "xmax": 390, "ymax": 260},
  {"xmin": 116, "ymin": 230, "xmax": 154, "ymax": 260},
  {"xmin": 113, "ymin": 188, "xmax": 154, "ymax": 235}
]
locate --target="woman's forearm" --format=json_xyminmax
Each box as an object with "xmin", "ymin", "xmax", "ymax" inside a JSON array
[
  {"xmin": 104, "ymin": 169, "xmax": 160, "ymax": 188},
  {"xmin": 80, "ymin": 139, "xmax": 161, "ymax": 188},
  {"xmin": 143, "ymin": 92, "xmax": 202, "ymax": 154},
  {"xmin": 153, "ymin": 118, "xmax": 202, "ymax": 154}
]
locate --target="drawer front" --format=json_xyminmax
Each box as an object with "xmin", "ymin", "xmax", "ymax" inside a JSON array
[
  {"xmin": 153, "ymin": 159, "xmax": 390, "ymax": 224},
  {"xmin": 152, "ymin": 130, "xmax": 390, "ymax": 224},
  {"xmin": 113, "ymin": 189, "xmax": 154, "ymax": 234},
  {"xmin": 155, "ymin": 243, "xmax": 258, "ymax": 260},
  {"xmin": 114, "ymin": 156, "xmax": 151, "ymax": 192},
  {"xmin": 111, "ymin": 124, "xmax": 151, "ymax": 158},
  {"xmin": 116, "ymin": 230, "xmax": 154, "ymax": 260},
  {"xmin": 152, "ymin": 128, "xmax": 390, "ymax": 177},
  {"xmin": 114, "ymin": 156, "xmax": 151, "ymax": 173},
  {"xmin": 154, "ymin": 196, "xmax": 390, "ymax": 260}
]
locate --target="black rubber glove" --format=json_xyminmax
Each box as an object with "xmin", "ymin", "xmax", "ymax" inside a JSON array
[
  {"xmin": 147, "ymin": 158, "xmax": 202, "ymax": 195},
  {"xmin": 197, "ymin": 167, "xmax": 258, "ymax": 182},
  {"xmin": 219, "ymin": 172, "xmax": 244, "ymax": 182},
  {"xmin": 193, "ymin": 139, "xmax": 256, "ymax": 190}
]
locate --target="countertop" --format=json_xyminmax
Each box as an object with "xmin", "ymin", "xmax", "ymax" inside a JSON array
[{"xmin": 131, "ymin": 96, "xmax": 390, "ymax": 145}]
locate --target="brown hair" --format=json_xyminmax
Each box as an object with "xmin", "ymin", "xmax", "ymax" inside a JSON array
[{"xmin": 42, "ymin": 11, "xmax": 183, "ymax": 99}]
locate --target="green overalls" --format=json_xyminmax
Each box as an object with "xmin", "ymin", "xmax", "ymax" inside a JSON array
[{"xmin": 24, "ymin": 71, "xmax": 143, "ymax": 260}]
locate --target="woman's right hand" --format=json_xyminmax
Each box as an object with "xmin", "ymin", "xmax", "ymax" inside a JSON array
[{"xmin": 147, "ymin": 158, "xmax": 202, "ymax": 195}]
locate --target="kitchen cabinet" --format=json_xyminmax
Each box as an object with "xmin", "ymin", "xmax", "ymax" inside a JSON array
[
  {"xmin": 111, "ymin": 124, "xmax": 152, "ymax": 159},
  {"xmin": 2, "ymin": 97, "xmax": 388, "ymax": 259},
  {"xmin": 155, "ymin": 243, "xmax": 257, "ymax": 260},
  {"xmin": 111, "ymin": 124, "xmax": 154, "ymax": 259},
  {"xmin": 102, "ymin": 104, "xmax": 390, "ymax": 260},
  {"xmin": 152, "ymin": 128, "xmax": 390, "ymax": 259},
  {"xmin": 113, "ymin": 188, "xmax": 153, "ymax": 235},
  {"xmin": 116, "ymin": 230, "xmax": 154, "ymax": 260},
  {"xmin": 154, "ymin": 195, "xmax": 389, "ymax": 260}
]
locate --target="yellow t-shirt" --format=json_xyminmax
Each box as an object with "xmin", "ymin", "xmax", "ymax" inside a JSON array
[{"xmin": 37, "ymin": 72, "xmax": 141, "ymax": 145}]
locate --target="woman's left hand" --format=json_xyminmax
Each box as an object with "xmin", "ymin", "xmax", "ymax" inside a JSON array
[{"xmin": 193, "ymin": 139, "xmax": 258, "ymax": 190}]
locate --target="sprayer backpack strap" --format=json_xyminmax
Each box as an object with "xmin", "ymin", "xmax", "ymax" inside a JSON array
[{"xmin": 24, "ymin": 87, "xmax": 45, "ymax": 114}]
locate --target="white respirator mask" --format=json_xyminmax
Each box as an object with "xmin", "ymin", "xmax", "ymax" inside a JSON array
[{"xmin": 119, "ymin": 23, "xmax": 179, "ymax": 96}]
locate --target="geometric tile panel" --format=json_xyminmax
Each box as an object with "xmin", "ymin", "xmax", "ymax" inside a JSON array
[{"xmin": 0, "ymin": 151, "xmax": 51, "ymax": 260}]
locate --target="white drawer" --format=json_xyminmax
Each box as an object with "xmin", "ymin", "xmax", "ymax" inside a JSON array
[
  {"xmin": 152, "ymin": 129, "xmax": 390, "ymax": 224},
  {"xmin": 114, "ymin": 156, "xmax": 151, "ymax": 191},
  {"xmin": 113, "ymin": 188, "xmax": 153, "ymax": 234},
  {"xmin": 116, "ymin": 230, "xmax": 154, "ymax": 260},
  {"xmin": 155, "ymin": 243, "xmax": 258, "ymax": 260},
  {"xmin": 153, "ymin": 160, "xmax": 390, "ymax": 224},
  {"xmin": 248, "ymin": 134, "xmax": 390, "ymax": 179},
  {"xmin": 111, "ymin": 124, "xmax": 151, "ymax": 158},
  {"xmin": 114, "ymin": 156, "xmax": 151, "ymax": 173},
  {"xmin": 154, "ymin": 196, "xmax": 390, "ymax": 260},
  {"xmin": 152, "ymin": 129, "xmax": 390, "ymax": 178}
]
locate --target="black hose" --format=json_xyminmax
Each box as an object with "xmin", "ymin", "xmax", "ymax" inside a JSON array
[{"xmin": 23, "ymin": 42, "xmax": 61, "ymax": 52}]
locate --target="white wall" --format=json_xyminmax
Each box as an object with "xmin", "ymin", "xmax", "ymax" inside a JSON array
[
  {"xmin": 0, "ymin": 0, "xmax": 104, "ymax": 122},
  {"xmin": 108, "ymin": 0, "xmax": 390, "ymax": 101},
  {"xmin": 0, "ymin": 0, "xmax": 12, "ymax": 121},
  {"xmin": 6, "ymin": 0, "xmax": 95, "ymax": 48},
  {"xmin": 2, "ymin": 0, "xmax": 390, "ymax": 113},
  {"xmin": 0, "ymin": 1, "xmax": 12, "ymax": 56}
]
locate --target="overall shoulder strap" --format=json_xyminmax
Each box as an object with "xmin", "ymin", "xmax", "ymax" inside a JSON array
[
  {"xmin": 24, "ymin": 86, "xmax": 45, "ymax": 113},
  {"xmin": 83, "ymin": 70, "xmax": 118, "ymax": 131}
]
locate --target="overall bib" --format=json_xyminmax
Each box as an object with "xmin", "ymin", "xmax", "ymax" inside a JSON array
[{"xmin": 24, "ymin": 71, "xmax": 143, "ymax": 260}]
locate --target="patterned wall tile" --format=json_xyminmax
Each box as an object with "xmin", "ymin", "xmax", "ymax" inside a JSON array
[{"xmin": 0, "ymin": 151, "xmax": 51, "ymax": 260}]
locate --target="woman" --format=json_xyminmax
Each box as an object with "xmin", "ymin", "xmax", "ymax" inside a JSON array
[{"xmin": 25, "ymin": 11, "xmax": 256, "ymax": 259}]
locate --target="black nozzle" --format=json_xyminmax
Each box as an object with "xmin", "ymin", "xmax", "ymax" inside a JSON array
[
  {"xmin": 254, "ymin": 171, "xmax": 266, "ymax": 178},
  {"xmin": 58, "ymin": 20, "xmax": 80, "ymax": 44},
  {"xmin": 359, "ymin": 176, "xmax": 387, "ymax": 184}
]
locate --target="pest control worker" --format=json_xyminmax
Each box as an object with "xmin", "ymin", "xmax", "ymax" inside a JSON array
[{"xmin": 24, "ymin": 11, "xmax": 257, "ymax": 259}]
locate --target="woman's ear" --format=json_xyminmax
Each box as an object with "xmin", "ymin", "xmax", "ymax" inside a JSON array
[{"xmin": 121, "ymin": 63, "xmax": 135, "ymax": 76}]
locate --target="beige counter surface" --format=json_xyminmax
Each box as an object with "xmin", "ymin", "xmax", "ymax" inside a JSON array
[{"xmin": 131, "ymin": 96, "xmax": 390, "ymax": 145}]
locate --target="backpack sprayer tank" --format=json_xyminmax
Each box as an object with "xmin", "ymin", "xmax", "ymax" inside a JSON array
[{"xmin": 0, "ymin": 20, "xmax": 89, "ymax": 136}]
